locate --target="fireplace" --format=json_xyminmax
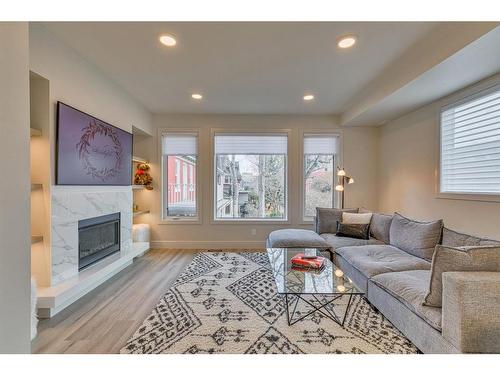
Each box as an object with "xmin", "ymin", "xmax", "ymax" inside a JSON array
[{"xmin": 78, "ymin": 213, "xmax": 121, "ymax": 270}]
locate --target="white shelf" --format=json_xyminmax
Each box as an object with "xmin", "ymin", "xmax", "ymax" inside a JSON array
[
  {"xmin": 30, "ymin": 128, "xmax": 42, "ymax": 137},
  {"xmin": 37, "ymin": 242, "xmax": 150, "ymax": 318},
  {"xmin": 132, "ymin": 156, "xmax": 148, "ymax": 164},
  {"xmin": 31, "ymin": 235, "xmax": 43, "ymax": 245},
  {"xmin": 132, "ymin": 185, "xmax": 145, "ymax": 190},
  {"xmin": 133, "ymin": 210, "xmax": 150, "ymax": 217}
]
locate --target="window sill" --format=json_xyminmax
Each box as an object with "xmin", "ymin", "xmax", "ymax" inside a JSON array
[
  {"xmin": 436, "ymin": 192, "xmax": 500, "ymax": 203},
  {"xmin": 299, "ymin": 218, "xmax": 316, "ymax": 226},
  {"xmin": 159, "ymin": 217, "xmax": 202, "ymax": 225},
  {"xmin": 211, "ymin": 218, "xmax": 290, "ymax": 225}
]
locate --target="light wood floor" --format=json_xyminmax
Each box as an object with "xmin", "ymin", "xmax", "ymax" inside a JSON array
[{"xmin": 32, "ymin": 249, "xmax": 198, "ymax": 354}]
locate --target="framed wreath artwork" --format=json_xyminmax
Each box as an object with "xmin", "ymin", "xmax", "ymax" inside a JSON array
[{"xmin": 56, "ymin": 102, "xmax": 133, "ymax": 185}]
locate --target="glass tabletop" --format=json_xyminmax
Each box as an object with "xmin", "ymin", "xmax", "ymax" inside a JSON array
[{"xmin": 266, "ymin": 248, "xmax": 363, "ymax": 295}]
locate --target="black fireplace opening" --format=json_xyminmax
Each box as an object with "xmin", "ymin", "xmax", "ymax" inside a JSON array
[{"xmin": 78, "ymin": 212, "xmax": 120, "ymax": 270}]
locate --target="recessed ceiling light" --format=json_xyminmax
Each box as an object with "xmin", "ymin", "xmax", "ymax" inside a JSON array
[
  {"xmin": 303, "ymin": 94, "xmax": 315, "ymax": 101},
  {"xmin": 159, "ymin": 34, "xmax": 177, "ymax": 47},
  {"xmin": 337, "ymin": 35, "xmax": 357, "ymax": 49},
  {"xmin": 191, "ymin": 93, "xmax": 203, "ymax": 100}
]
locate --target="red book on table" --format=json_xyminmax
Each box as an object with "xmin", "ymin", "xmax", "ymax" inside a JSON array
[{"xmin": 290, "ymin": 253, "xmax": 325, "ymax": 269}]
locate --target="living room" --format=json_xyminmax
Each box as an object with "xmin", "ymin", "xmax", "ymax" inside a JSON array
[{"xmin": 1, "ymin": 1, "xmax": 499, "ymax": 373}]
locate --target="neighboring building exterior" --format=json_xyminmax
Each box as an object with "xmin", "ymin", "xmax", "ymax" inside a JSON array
[{"xmin": 166, "ymin": 156, "xmax": 196, "ymax": 215}]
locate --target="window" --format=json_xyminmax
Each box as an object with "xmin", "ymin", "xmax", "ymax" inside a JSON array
[
  {"xmin": 162, "ymin": 133, "xmax": 198, "ymax": 219},
  {"xmin": 214, "ymin": 133, "xmax": 288, "ymax": 220},
  {"xmin": 440, "ymin": 86, "xmax": 500, "ymax": 196},
  {"xmin": 303, "ymin": 134, "xmax": 339, "ymax": 219}
]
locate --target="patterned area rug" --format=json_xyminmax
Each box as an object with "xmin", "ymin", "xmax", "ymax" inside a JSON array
[{"xmin": 120, "ymin": 252, "xmax": 418, "ymax": 354}]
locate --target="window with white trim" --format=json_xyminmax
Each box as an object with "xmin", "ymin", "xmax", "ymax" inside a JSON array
[
  {"xmin": 162, "ymin": 133, "xmax": 198, "ymax": 219},
  {"xmin": 440, "ymin": 85, "xmax": 500, "ymax": 195},
  {"xmin": 303, "ymin": 134, "xmax": 339, "ymax": 219},
  {"xmin": 214, "ymin": 133, "xmax": 288, "ymax": 220}
]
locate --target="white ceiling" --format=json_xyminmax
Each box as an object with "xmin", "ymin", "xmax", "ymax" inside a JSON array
[
  {"xmin": 342, "ymin": 27, "xmax": 500, "ymax": 126},
  {"xmin": 40, "ymin": 22, "xmax": 437, "ymax": 114}
]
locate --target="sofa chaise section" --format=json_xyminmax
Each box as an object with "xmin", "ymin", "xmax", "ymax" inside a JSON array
[
  {"xmin": 368, "ymin": 274, "xmax": 459, "ymax": 353},
  {"xmin": 442, "ymin": 271, "xmax": 500, "ymax": 353}
]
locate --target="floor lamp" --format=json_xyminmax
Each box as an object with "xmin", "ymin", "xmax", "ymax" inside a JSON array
[{"xmin": 335, "ymin": 168, "xmax": 354, "ymax": 209}]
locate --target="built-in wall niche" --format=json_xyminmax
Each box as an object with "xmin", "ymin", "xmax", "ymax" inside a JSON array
[
  {"xmin": 132, "ymin": 126, "xmax": 153, "ymax": 221},
  {"xmin": 30, "ymin": 71, "xmax": 51, "ymax": 287}
]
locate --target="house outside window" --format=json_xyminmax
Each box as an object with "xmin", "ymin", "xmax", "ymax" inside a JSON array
[
  {"xmin": 214, "ymin": 133, "xmax": 288, "ymax": 221},
  {"xmin": 174, "ymin": 159, "xmax": 180, "ymax": 192},
  {"xmin": 162, "ymin": 133, "xmax": 198, "ymax": 220},
  {"xmin": 189, "ymin": 165, "xmax": 194, "ymax": 192}
]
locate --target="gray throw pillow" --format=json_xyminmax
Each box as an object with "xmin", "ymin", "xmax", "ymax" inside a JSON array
[
  {"xmin": 315, "ymin": 207, "xmax": 358, "ymax": 234},
  {"xmin": 389, "ymin": 212, "xmax": 443, "ymax": 261},
  {"xmin": 423, "ymin": 244, "xmax": 500, "ymax": 307},
  {"xmin": 370, "ymin": 213, "xmax": 393, "ymax": 244}
]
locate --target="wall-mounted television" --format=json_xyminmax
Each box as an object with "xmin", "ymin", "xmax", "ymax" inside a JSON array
[{"xmin": 56, "ymin": 102, "xmax": 133, "ymax": 186}]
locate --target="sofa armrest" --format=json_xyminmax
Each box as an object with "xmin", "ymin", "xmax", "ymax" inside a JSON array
[{"xmin": 442, "ymin": 271, "xmax": 500, "ymax": 353}]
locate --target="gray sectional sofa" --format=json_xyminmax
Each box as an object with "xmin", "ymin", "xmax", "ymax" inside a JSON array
[{"xmin": 267, "ymin": 208, "xmax": 500, "ymax": 354}]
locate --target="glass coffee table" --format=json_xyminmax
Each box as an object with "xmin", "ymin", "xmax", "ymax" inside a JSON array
[{"xmin": 267, "ymin": 247, "xmax": 363, "ymax": 326}]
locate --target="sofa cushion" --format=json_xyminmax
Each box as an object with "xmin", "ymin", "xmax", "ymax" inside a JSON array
[
  {"xmin": 442, "ymin": 227, "xmax": 500, "ymax": 247},
  {"xmin": 370, "ymin": 213, "xmax": 393, "ymax": 244},
  {"xmin": 335, "ymin": 245, "xmax": 431, "ymax": 280},
  {"xmin": 371, "ymin": 270, "xmax": 442, "ymax": 331},
  {"xmin": 320, "ymin": 233, "xmax": 383, "ymax": 250},
  {"xmin": 335, "ymin": 256, "xmax": 370, "ymax": 292},
  {"xmin": 389, "ymin": 212, "xmax": 443, "ymax": 261},
  {"xmin": 267, "ymin": 229, "xmax": 330, "ymax": 248},
  {"xmin": 423, "ymin": 244, "xmax": 500, "ymax": 307},
  {"xmin": 315, "ymin": 207, "xmax": 358, "ymax": 234}
]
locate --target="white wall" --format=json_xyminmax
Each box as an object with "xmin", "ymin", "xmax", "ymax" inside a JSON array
[
  {"xmin": 0, "ymin": 22, "xmax": 31, "ymax": 353},
  {"xmin": 29, "ymin": 24, "xmax": 153, "ymax": 142},
  {"xmin": 133, "ymin": 114, "xmax": 379, "ymax": 248},
  {"xmin": 378, "ymin": 73, "xmax": 500, "ymax": 240}
]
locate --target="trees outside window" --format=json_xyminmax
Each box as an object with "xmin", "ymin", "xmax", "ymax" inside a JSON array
[
  {"xmin": 214, "ymin": 134, "xmax": 287, "ymax": 220},
  {"xmin": 303, "ymin": 134, "xmax": 339, "ymax": 219}
]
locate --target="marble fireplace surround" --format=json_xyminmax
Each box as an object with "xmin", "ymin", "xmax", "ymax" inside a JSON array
[{"xmin": 51, "ymin": 186, "xmax": 133, "ymax": 285}]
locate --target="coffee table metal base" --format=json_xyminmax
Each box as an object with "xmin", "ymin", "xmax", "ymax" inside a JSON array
[{"xmin": 284, "ymin": 293, "xmax": 354, "ymax": 327}]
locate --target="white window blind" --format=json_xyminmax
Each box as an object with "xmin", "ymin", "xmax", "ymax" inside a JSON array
[
  {"xmin": 215, "ymin": 134, "xmax": 288, "ymax": 154},
  {"xmin": 162, "ymin": 134, "xmax": 198, "ymax": 155},
  {"xmin": 304, "ymin": 134, "xmax": 339, "ymax": 155},
  {"xmin": 440, "ymin": 85, "xmax": 500, "ymax": 194}
]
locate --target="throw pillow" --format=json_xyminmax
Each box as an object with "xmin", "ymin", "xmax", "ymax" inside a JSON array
[
  {"xmin": 423, "ymin": 244, "xmax": 500, "ymax": 307},
  {"xmin": 370, "ymin": 213, "xmax": 393, "ymax": 244},
  {"xmin": 315, "ymin": 207, "xmax": 358, "ymax": 234},
  {"xmin": 335, "ymin": 222, "xmax": 370, "ymax": 240},
  {"xmin": 358, "ymin": 208, "xmax": 393, "ymax": 243},
  {"xmin": 342, "ymin": 212, "xmax": 373, "ymax": 224},
  {"xmin": 389, "ymin": 212, "xmax": 443, "ymax": 261}
]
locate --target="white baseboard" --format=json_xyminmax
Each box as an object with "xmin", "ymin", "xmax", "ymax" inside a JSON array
[{"xmin": 150, "ymin": 240, "xmax": 266, "ymax": 250}]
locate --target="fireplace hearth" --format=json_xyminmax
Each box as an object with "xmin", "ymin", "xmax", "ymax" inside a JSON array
[{"xmin": 78, "ymin": 213, "xmax": 120, "ymax": 270}]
